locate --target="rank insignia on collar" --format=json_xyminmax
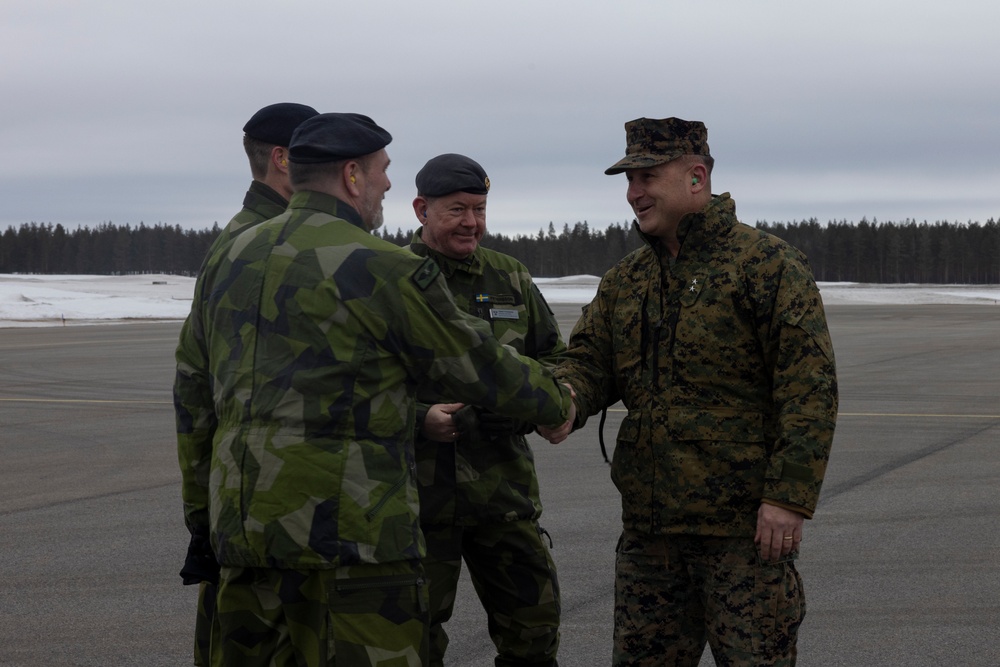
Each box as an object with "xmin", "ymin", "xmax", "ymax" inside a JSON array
[{"xmin": 680, "ymin": 273, "xmax": 706, "ymax": 307}]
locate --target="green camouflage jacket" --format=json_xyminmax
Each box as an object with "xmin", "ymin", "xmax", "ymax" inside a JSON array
[
  {"xmin": 174, "ymin": 191, "xmax": 572, "ymax": 570},
  {"xmin": 555, "ymin": 194, "xmax": 838, "ymax": 537},
  {"xmin": 200, "ymin": 180, "xmax": 288, "ymax": 268},
  {"xmin": 409, "ymin": 229, "xmax": 567, "ymax": 525}
]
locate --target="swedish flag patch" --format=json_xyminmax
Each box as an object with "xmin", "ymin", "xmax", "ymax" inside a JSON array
[{"xmin": 412, "ymin": 258, "xmax": 441, "ymax": 291}]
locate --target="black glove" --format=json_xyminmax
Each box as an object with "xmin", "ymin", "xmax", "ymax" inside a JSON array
[{"xmin": 179, "ymin": 531, "xmax": 220, "ymax": 586}]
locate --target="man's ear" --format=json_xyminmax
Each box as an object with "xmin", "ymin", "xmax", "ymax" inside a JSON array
[
  {"xmin": 690, "ymin": 163, "xmax": 709, "ymax": 192},
  {"xmin": 344, "ymin": 161, "xmax": 362, "ymax": 197},
  {"xmin": 271, "ymin": 146, "xmax": 289, "ymax": 173},
  {"xmin": 412, "ymin": 197, "xmax": 429, "ymax": 224}
]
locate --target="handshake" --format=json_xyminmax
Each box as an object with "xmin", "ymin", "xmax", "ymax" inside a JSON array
[
  {"xmin": 537, "ymin": 381, "xmax": 576, "ymax": 444},
  {"xmin": 421, "ymin": 383, "xmax": 577, "ymax": 445}
]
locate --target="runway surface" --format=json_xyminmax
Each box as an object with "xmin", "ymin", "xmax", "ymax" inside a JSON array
[{"xmin": 1, "ymin": 303, "xmax": 998, "ymax": 666}]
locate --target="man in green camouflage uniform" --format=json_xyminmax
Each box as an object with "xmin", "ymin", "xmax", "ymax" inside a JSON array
[
  {"xmin": 542, "ymin": 118, "xmax": 838, "ymax": 666},
  {"xmin": 407, "ymin": 154, "xmax": 564, "ymax": 666},
  {"xmin": 203, "ymin": 103, "xmax": 319, "ymax": 264},
  {"xmin": 177, "ymin": 101, "xmax": 318, "ymax": 667},
  {"xmin": 174, "ymin": 113, "xmax": 575, "ymax": 667}
]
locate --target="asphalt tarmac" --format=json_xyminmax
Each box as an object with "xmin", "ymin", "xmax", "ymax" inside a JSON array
[{"xmin": 1, "ymin": 303, "xmax": 998, "ymax": 666}]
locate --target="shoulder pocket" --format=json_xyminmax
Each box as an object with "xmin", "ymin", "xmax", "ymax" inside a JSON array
[{"xmin": 411, "ymin": 258, "xmax": 440, "ymax": 291}]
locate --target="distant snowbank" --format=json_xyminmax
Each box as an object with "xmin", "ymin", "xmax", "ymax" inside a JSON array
[
  {"xmin": 0, "ymin": 274, "xmax": 997, "ymax": 327},
  {"xmin": 535, "ymin": 275, "xmax": 1000, "ymax": 306},
  {"xmin": 0, "ymin": 274, "xmax": 195, "ymax": 326}
]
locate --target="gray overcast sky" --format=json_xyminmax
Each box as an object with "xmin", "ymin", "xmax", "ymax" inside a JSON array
[{"xmin": 3, "ymin": 0, "xmax": 999, "ymax": 238}]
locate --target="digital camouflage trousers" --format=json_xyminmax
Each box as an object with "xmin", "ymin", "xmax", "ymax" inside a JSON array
[
  {"xmin": 613, "ymin": 531, "xmax": 804, "ymax": 667},
  {"xmin": 210, "ymin": 561, "xmax": 429, "ymax": 667},
  {"xmin": 422, "ymin": 519, "xmax": 561, "ymax": 667}
]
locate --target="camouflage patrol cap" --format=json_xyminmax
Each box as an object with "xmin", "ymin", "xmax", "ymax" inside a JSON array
[
  {"xmin": 415, "ymin": 153, "xmax": 490, "ymax": 197},
  {"xmin": 242, "ymin": 103, "xmax": 319, "ymax": 146},
  {"xmin": 605, "ymin": 117, "xmax": 710, "ymax": 175},
  {"xmin": 288, "ymin": 112, "xmax": 392, "ymax": 164}
]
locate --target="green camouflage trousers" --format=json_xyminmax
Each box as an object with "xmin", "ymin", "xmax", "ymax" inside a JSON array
[
  {"xmin": 422, "ymin": 520, "xmax": 561, "ymax": 667},
  {"xmin": 212, "ymin": 561, "xmax": 429, "ymax": 667},
  {"xmin": 193, "ymin": 581, "xmax": 218, "ymax": 666},
  {"xmin": 613, "ymin": 531, "xmax": 804, "ymax": 667}
]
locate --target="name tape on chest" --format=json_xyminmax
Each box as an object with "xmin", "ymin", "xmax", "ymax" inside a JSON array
[{"xmin": 489, "ymin": 308, "xmax": 519, "ymax": 321}]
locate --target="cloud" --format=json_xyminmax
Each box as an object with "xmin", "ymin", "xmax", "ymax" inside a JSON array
[{"xmin": 2, "ymin": 0, "xmax": 999, "ymax": 237}]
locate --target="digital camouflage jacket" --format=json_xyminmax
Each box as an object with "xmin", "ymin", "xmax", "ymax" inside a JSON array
[
  {"xmin": 555, "ymin": 194, "xmax": 838, "ymax": 537},
  {"xmin": 409, "ymin": 229, "xmax": 567, "ymax": 526},
  {"xmin": 174, "ymin": 191, "xmax": 573, "ymax": 570}
]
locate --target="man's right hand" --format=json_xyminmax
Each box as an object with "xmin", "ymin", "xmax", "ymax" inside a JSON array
[
  {"xmin": 538, "ymin": 383, "xmax": 576, "ymax": 444},
  {"xmin": 420, "ymin": 402, "xmax": 465, "ymax": 442}
]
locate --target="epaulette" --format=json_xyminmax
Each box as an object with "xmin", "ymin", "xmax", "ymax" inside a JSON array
[{"xmin": 412, "ymin": 257, "xmax": 441, "ymax": 291}]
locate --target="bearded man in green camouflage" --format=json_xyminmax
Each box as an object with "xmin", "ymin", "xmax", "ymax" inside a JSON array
[
  {"xmin": 177, "ymin": 101, "xmax": 318, "ymax": 667},
  {"xmin": 541, "ymin": 118, "xmax": 838, "ymax": 667},
  {"xmin": 174, "ymin": 113, "xmax": 575, "ymax": 667},
  {"xmin": 407, "ymin": 154, "xmax": 564, "ymax": 667}
]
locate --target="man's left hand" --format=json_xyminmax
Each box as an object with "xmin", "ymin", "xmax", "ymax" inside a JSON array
[{"xmin": 754, "ymin": 503, "xmax": 804, "ymax": 562}]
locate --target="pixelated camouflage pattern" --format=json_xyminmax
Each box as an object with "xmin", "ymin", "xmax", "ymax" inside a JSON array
[
  {"xmin": 555, "ymin": 194, "xmax": 838, "ymax": 537},
  {"xmin": 174, "ymin": 190, "xmax": 573, "ymax": 572},
  {"xmin": 422, "ymin": 521, "xmax": 560, "ymax": 667},
  {"xmin": 614, "ymin": 531, "xmax": 803, "ymax": 667},
  {"xmin": 605, "ymin": 117, "xmax": 711, "ymax": 175},
  {"xmin": 214, "ymin": 561, "xmax": 428, "ymax": 667},
  {"xmin": 408, "ymin": 229, "xmax": 567, "ymax": 526}
]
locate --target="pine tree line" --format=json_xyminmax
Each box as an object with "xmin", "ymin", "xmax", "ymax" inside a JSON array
[
  {"xmin": 0, "ymin": 222, "xmax": 221, "ymax": 276},
  {"xmin": 756, "ymin": 218, "xmax": 999, "ymax": 284},
  {"xmin": 1, "ymin": 218, "xmax": 997, "ymax": 283}
]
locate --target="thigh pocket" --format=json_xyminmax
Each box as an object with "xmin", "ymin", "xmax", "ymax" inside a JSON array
[
  {"xmin": 327, "ymin": 569, "xmax": 428, "ymax": 666},
  {"xmin": 710, "ymin": 557, "xmax": 804, "ymax": 657},
  {"xmin": 752, "ymin": 560, "xmax": 804, "ymax": 656}
]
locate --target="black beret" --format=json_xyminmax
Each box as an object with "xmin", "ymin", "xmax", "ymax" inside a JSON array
[
  {"xmin": 242, "ymin": 103, "xmax": 319, "ymax": 147},
  {"xmin": 288, "ymin": 113, "xmax": 392, "ymax": 164},
  {"xmin": 415, "ymin": 153, "xmax": 490, "ymax": 197}
]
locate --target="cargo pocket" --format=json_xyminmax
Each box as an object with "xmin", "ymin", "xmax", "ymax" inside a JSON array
[
  {"xmin": 610, "ymin": 411, "xmax": 653, "ymax": 489},
  {"xmin": 328, "ymin": 567, "xmax": 428, "ymax": 666}
]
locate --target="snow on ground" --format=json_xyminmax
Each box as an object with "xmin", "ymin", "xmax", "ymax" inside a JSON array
[{"xmin": 0, "ymin": 274, "xmax": 997, "ymax": 328}]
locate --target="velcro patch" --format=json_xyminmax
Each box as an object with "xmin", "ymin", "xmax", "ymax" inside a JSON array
[{"xmin": 412, "ymin": 258, "xmax": 441, "ymax": 291}]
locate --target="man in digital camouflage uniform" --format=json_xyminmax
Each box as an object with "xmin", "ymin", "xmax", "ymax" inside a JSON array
[
  {"xmin": 542, "ymin": 117, "xmax": 838, "ymax": 666},
  {"xmin": 174, "ymin": 113, "xmax": 576, "ymax": 667},
  {"xmin": 407, "ymin": 154, "xmax": 564, "ymax": 666},
  {"xmin": 176, "ymin": 101, "xmax": 317, "ymax": 667}
]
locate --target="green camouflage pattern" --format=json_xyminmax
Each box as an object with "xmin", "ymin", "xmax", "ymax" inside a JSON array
[
  {"xmin": 555, "ymin": 194, "xmax": 838, "ymax": 537},
  {"xmin": 605, "ymin": 117, "xmax": 710, "ymax": 175},
  {"xmin": 408, "ymin": 229, "xmax": 567, "ymax": 525},
  {"xmin": 187, "ymin": 181, "xmax": 287, "ymax": 667},
  {"xmin": 613, "ymin": 531, "xmax": 803, "ymax": 666},
  {"xmin": 422, "ymin": 521, "xmax": 560, "ymax": 667},
  {"xmin": 200, "ymin": 180, "xmax": 289, "ymax": 268},
  {"xmin": 174, "ymin": 190, "xmax": 573, "ymax": 572},
  {"xmin": 408, "ymin": 228, "xmax": 563, "ymax": 665},
  {"xmin": 193, "ymin": 581, "xmax": 216, "ymax": 666},
  {"xmin": 214, "ymin": 561, "xmax": 428, "ymax": 667}
]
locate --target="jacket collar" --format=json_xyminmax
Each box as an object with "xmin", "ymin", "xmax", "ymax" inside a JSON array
[
  {"xmin": 637, "ymin": 193, "xmax": 738, "ymax": 261},
  {"xmin": 409, "ymin": 228, "xmax": 484, "ymax": 277},
  {"xmin": 287, "ymin": 190, "xmax": 366, "ymax": 231}
]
